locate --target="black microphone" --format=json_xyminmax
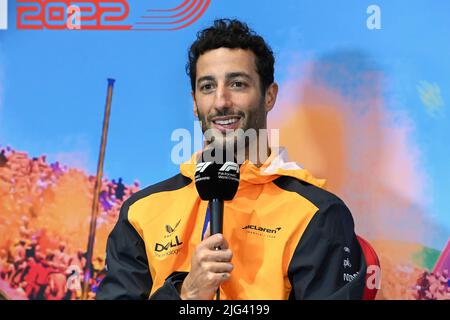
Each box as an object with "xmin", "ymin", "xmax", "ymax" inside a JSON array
[
  {"xmin": 195, "ymin": 156, "xmax": 240, "ymax": 233},
  {"xmin": 194, "ymin": 150, "xmax": 240, "ymax": 300}
]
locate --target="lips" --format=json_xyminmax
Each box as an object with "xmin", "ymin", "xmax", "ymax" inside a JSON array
[{"xmin": 210, "ymin": 116, "xmax": 241, "ymax": 132}]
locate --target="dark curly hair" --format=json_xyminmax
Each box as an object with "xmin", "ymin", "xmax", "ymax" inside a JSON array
[{"xmin": 187, "ymin": 18, "xmax": 275, "ymax": 94}]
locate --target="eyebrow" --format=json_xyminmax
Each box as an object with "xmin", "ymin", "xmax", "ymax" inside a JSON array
[
  {"xmin": 196, "ymin": 72, "xmax": 253, "ymax": 86},
  {"xmin": 196, "ymin": 75, "xmax": 215, "ymax": 86},
  {"xmin": 226, "ymin": 72, "xmax": 252, "ymax": 82}
]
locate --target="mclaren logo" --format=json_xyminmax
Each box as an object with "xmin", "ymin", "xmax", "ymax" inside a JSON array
[
  {"xmin": 243, "ymin": 225, "xmax": 282, "ymax": 234},
  {"xmin": 242, "ymin": 225, "xmax": 282, "ymax": 239}
]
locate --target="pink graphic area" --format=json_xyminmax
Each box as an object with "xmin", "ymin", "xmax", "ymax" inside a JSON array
[
  {"xmin": 269, "ymin": 57, "xmax": 432, "ymax": 246},
  {"xmin": 434, "ymin": 239, "xmax": 450, "ymax": 275},
  {"xmin": 267, "ymin": 55, "xmax": 449, "ymax": 299}
]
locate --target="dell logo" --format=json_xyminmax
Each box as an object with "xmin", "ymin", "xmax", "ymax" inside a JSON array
[{"xmin": 154, "ymin": 236, "xmax": 183, "ymax": 252}]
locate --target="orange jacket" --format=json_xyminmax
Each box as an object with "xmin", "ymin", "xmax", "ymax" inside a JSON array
[{"xmin": 97, "ymin": 148, "xmax": 366, "ymax": 300}]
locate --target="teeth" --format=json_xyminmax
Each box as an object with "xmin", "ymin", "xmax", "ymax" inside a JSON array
[{"xmin": 215, "ymin": 118, "xmax": 239, "ymax": 125}]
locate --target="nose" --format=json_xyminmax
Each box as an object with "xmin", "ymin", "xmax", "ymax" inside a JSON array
[{"xmin": 213, "ymin": 83, "xmax": 232, "ymax": 113}]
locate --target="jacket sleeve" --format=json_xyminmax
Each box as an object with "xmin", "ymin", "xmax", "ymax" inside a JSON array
[
  {"xmin": 287, "ymin": 201, "xmax": 367, "ymax": 300},
  {"xmin": 96, "ymin": 199, "xmax": 187, "ymax": 300}
]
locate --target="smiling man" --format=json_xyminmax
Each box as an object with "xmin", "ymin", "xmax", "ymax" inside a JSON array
[
  {"xmin": 192, "ymin": 45, "xmax": 277, "ymax": 164},
  {"xmin": 96, "ymin": 19, "xmax": 367, "ymax": 300}
]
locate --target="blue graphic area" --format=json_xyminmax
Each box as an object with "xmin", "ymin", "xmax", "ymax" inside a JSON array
[
  {"xmin": 201, "ymin": 206, "xmax": 210, "ymax": 241},
  {"xmin": 0, "ymin": 0, "xmax": 449, "ymax": 249}
]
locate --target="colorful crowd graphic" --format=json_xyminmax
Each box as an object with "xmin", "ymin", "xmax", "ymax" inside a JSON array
[
  {"xmin": 0, "ymin": 146, "xmax": 140, "ymax": 299},
  {"xmin": 0, "ymin": 0, "xmax": 449, "ymax": 299}
]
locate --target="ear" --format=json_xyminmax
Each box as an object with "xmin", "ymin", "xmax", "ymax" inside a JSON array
[
  {"xmin": 192, "ymin": 91, "xmax": 199, "ymax": 118},
  {"xmin": 264, "ymin": 82, "xmax": 278, "ymax": 113}
]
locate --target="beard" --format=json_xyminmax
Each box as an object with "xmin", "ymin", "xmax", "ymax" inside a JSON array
[{"xmin": 196, "ymin": 100, "xmax": 267, "ymax": 163}]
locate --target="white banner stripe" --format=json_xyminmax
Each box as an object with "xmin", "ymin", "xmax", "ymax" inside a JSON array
[{"xmin": 0, "ymin": 0, "xmax": 7, "ymax": 30}]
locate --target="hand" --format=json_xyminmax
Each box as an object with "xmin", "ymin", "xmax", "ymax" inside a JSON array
[{"xmin": 180, "ymin": 224, "xmax": 233, "ymax": 300}]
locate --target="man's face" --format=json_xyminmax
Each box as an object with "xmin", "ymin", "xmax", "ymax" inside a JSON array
[{"xmin": 193, "ymin": 48, "xmax": 277, "ymax": 150}]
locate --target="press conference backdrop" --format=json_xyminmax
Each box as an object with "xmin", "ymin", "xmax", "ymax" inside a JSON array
[{"xmin": 0, "ymin": 0, "xmax": 449, "ymax": 300}]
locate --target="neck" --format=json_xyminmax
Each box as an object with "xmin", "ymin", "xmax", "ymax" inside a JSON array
[
  {"xmin": 237, "ymin": 140, "xmax": 271, "ymax": 168},
  {"xmin": 202, "ymin": 132, "xmax": 273, "ymax": 167}
]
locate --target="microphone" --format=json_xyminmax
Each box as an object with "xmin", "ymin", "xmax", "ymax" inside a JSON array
[{"xmin": 194, "ymin": 150, "xmax": 240, "ymax": 300}]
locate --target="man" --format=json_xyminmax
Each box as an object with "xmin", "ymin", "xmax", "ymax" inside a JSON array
[{"xmin": 97, "ymin": 19, "xmax": 366, "ymax": 300}]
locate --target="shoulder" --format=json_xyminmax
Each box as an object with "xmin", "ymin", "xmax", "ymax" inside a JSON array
[
  {"xmin": 273, "ymin": 175, "xmax": 355, "ymax": 235},
  {"xmin": 124, "ymin": 173, "xmax": 192, "ymax": 208},
  {"xmin": 273, "ymin": 175, "xmax": 345, "ymax": 210}
]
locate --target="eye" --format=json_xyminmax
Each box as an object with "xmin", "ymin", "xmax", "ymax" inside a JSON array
[
  {"xmin": 231, "ymin": 81, "xmax": 246, "ymax": 88},
  {"xmin": 200, "ymin": 83, "xmax": 214, "ymax": 92}
]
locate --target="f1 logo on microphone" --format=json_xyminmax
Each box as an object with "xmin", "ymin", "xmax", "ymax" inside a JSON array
[
  {"xmin": 0, "ymin": 0, "xmax": 7, "ymax": 30},
  {"xmin": 219, "ymin": 162, "xmax": 239, "ymax": 173},
  {"xmin": 196, "ymin": 162, "xmax": 212, "ymax": 173}
]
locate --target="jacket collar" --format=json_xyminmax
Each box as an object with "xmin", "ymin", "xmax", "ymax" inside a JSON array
[{"xmin": 180, "ymin": 147, "xmax": 326, "ymax": 188}]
